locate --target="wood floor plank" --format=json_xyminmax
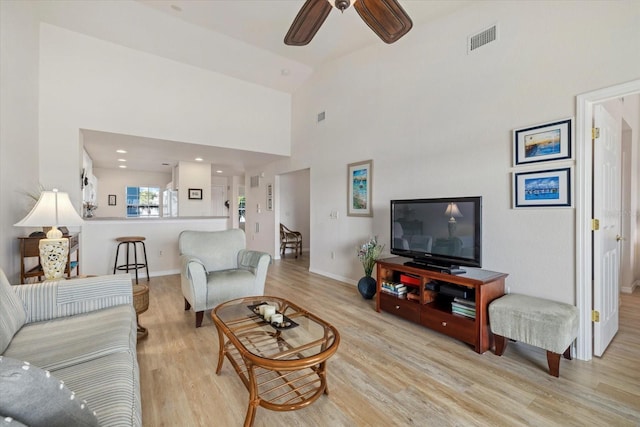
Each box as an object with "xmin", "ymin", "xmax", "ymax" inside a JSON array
[{"xmin": 137, "ymin": 255, "xmax": 640, "ymax": 426}]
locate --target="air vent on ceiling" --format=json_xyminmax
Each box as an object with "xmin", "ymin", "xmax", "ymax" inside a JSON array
[
  {"xmin": 250, "ymin": 175, "xmax": 260, "ymax": 188},
  {"xmin": 317, "ymin": 111, "xmax": 326, "ymax": 123},
  {"xmin": 468, "ymin": 24, "xmax": 498, "ymax": 54}
]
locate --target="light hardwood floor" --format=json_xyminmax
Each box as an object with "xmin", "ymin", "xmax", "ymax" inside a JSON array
[{"xmin": 137, "ymin": 256, "xmax": 640, "ymax": 426}]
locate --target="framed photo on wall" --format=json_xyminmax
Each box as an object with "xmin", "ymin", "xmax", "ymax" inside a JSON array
[
  {"xmin": 347, "ymin": 160, "xmax": 373, "ymax": 217},
  {"xmin": 108, "ymin": 194, "xmax": 117, "ymax": 206},
  {"xmin": 513, "ymin": 167, "xmax": 572, "ymax": 208},
  {"xmin": 513, "ymin": 118, "xmax": 572, "ymax": 166},
  {"xmin": 188, "ymin": 188, "xmax": 203, "ymax": 200}
]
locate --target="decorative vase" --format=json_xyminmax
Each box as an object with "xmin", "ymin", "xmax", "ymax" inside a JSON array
[{"xmin": 357, "ymin": 276, "xmax": 377, "ymax": 299}]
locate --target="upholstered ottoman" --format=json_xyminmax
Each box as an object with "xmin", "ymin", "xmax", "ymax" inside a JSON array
[{"xmin": 489, "ymin": 294, "xmax": 579, "ymax": 377}]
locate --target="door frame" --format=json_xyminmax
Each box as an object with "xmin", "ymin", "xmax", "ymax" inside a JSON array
[{"xmin": 575, "ymin": 78, "xmax": 640, "ymax": 361}]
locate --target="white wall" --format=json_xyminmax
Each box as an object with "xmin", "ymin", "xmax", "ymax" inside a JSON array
[
  {"xmin": 255, "ymin": 1, "xmax": 640, "ymax": 305},
  {"xmin": 279, "ymin": 169, "xmax": 311, "ymax": 254},
  {"xmin": 92, "ymin": 168, "xmax": 172, "ymax": 218},
  {"xmin": 37, "ymin": 23, "xmax": 291, "ymax": 211},
  {"xmin": 0, "ymin": 1, "xmax": 41, "ymax": 282},
  {"xmin": 177, "ymin": 161, "xmax": 211, "ymax": 217}
]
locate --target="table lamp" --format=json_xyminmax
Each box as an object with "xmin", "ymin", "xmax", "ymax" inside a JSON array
[
  {"xmin": 14, "ymin": 189, "xmax": 84, "ymax": 280},
  {"xmin": 444, "ymin": 202, "xmax": 463, "ymax": 238}
]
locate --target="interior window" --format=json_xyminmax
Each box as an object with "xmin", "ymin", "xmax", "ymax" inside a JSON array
[{"xmin": 126, "ymin": 186, "xmax": 160, "ymax": 217}]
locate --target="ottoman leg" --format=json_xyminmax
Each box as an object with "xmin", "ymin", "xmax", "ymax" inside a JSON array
[
  {"xmin": 546, "ymin": 351, "xmax": 561, "ymax": 377},
  {"xmin": 563, "ymin": 346, "xmax": 572, "ymax": 360},
  {"xmin": 184, "ymin": 298, "xmax": 191, "ymax": 311},
  {"xmin": 494, "ymin": 334, "xmax": 507, "ymax": 356}
]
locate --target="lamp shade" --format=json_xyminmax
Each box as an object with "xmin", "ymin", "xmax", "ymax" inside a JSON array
[
  {"xmin": 15, "ymin": 190, "xmax": 84, "ymax": 229},
  {"xmin": 444, "ymin": 202, "xmax": 463, "ymax": 219}
]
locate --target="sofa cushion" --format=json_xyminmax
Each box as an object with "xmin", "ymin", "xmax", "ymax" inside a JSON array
[
  {"xmin": 0, "ymin": 270, "xmax": 26, "ymax": 354},
  {"xmin": 207, "ymin": 269, "xmax": 256, "ymax": 305},
  {"xmin": 0, "ymin": 356, "xmax": 99, "ymax": 427},
  {"xmin": 3, "ymin": 305, "xmax": 136, "ymax": 371},
  {"xmin": 52, "ymin": 351, "xmax": 141, "ymax": 427}
]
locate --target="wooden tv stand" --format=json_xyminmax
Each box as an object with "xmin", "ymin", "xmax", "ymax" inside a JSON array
[{"xmin": 375, "ymin": 257, "xmax": 507, "ymax": 354}]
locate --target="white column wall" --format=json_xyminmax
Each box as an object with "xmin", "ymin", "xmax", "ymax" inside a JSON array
[{"xmin": 0, "ymin": 1, "xmax": 41, "ymax": 282}]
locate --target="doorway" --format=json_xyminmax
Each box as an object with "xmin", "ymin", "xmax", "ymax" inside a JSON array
[
  {"xmin": 277, "ymin": 169, "xmax": 310, "ymax": 266},
  {"xmin": 576, "ymin": 79, "xmax": 640, "ymax": 361}
]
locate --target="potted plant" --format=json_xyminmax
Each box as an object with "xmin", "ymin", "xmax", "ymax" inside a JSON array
[{"xmin": 357, "ymin": 236, "xmax": 384, "ymax": 299}]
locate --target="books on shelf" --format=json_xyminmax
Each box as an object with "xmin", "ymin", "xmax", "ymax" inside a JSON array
[
  {"xmin": 381, "ymin": 281, "xmax": 407, "ymax": 299},
  {"xmin": 451, "ymin": 297, "xmax": 476, "ymax": 319}
]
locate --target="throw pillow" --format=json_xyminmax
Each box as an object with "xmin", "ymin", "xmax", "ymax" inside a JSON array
[
  {"xmin": 0, "ymin": 356, "xmax": 99, "ymax": 427},
  {"xmin": 0, "ymin": 270, "xmax": 26, "ymax": 354},
  {"xmin": 0, "ymin": 416, "xmax": 27, "ymax": 426}
]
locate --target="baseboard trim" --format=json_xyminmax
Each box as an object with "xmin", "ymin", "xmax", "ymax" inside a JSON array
[
  {"xmin": 621, "ymin": 279, "xmax": 639, "ymax": 294},
  {"xmin": 308, "ymin": 268, "xmax": 355, "ymax": 286}
]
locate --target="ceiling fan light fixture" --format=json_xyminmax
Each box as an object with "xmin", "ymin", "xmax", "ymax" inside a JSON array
[{"xmin": 332, "ymin": 0, "xmax": 352, "ymax": 12}]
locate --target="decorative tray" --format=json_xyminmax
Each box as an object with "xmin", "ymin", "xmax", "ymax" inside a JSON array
[{"xmin": 247, "ymin": 302, "xmax": 299, "ymax": 330}]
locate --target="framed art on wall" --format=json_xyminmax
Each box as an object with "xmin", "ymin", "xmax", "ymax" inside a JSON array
[
  {"xmin": 266, "ymin": 184, "xmax": 273, "ymax": 211},
  {"xmin": 513, "ymin": 167, "xmax": 572, "ymax": 208},
  {"xmin": 188, "ymin": 188, "xmax": 203, "ymax": 200},
  {"xmin": 347, "ymin": 160, "xmax": 373, "ymax": 217},
  {"xmin": 108, "ymin": 194, "xmax": 116, "ymax": 206},
  {"xmin": 513, "ymin": 118, "xmax": 572, "ymax": 166}
]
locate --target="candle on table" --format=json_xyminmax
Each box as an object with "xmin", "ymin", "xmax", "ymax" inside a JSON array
[{"xmin": 263, "ymin": 305, "xmax": 276, "ymax": 321}]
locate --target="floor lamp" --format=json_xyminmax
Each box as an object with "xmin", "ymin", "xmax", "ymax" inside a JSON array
[{"xmin": 15, "ymin": 189, "xmax": 84, "ymax": 280}]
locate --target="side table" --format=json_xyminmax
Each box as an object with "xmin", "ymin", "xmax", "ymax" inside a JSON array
[{"xmin": 132, "ymin": 284, "xmax": 149, "ymax": 341}]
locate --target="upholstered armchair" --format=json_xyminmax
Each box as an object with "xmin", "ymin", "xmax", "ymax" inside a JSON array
[{"xmin": 179, "ymin": 229, "xmax": 271, "ymax": 327}]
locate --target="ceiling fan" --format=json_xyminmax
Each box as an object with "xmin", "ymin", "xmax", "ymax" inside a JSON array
[{"xmin": 284, "ymin": 0, "xmax": 413, "ymax": 46}]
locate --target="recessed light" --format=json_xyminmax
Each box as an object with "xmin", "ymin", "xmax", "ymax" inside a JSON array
[
  {"xmin": 118, "ymin": 159, "xmax": 126, "ymax": 162},
  {"xmin": 281, "ymin": 68, "xmax": 290, "ymax": 76},
  {"xmin": 116, "ymin": 149, "xmax": 127, "ymax": 154},
  {"xmin": 119, "ymin": 165, "xmax": 127, "ymax": 169},
  {"xmin": 195, "ymin": 157, "xmax": 203, "ymax": 162},
  {"xmin": 162, "ymin": 163, "xmax": 170, "ymax": 166},
  {"xmin": 216, "ymin": 170, "xmax": 223, "ymax": 174}
]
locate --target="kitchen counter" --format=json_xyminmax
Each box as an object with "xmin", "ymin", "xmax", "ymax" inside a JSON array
[
  {"xmin": 81, "ymin": 217, "xmax": 231, "ymax": 276},
  {"xmin": 84, "ymin": 216, "xmax": 228, "ymax": 221}
]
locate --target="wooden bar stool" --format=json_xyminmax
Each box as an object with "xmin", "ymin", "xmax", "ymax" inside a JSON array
[{"xmin": 113, "ymin": 236, "xmax": 150, "ymax": 284}]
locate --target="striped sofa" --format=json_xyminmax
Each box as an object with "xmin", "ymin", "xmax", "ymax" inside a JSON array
[{"xmin": 0, "ymin": 270, "xmax": 141, "ymax": 426}]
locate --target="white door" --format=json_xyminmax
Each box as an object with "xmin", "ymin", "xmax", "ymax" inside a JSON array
[
  {"xmin": 592, "ymin": 104, "xmax": 622, "ymax": 357},
  {"xmin": 211, "ymin": 185, "xmax": 225, "ymax": 217}
]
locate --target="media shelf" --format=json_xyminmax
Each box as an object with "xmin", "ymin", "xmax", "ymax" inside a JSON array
[{"xmin": 375, "ymin": 257, "xmax": 507, "ymax": 354}]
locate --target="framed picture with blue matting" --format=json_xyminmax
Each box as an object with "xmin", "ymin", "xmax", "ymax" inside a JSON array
[{"xmin": 513, "ymin": 167, "xmax": 572, "ymax": 208}]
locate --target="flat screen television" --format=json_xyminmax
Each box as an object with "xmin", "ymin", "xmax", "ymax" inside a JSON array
[{"xmin": 390, "ymin": 196, "xmax": 482, "ymax": 274}]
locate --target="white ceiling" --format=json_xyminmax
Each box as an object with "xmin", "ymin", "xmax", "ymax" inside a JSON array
[
  {"xmin": 60, "ymin": 1, "xmax": 472, "ymax": 175},
  {"xmin": 82, "ymin": 130, "xmax": 287, "ymax": 177}
]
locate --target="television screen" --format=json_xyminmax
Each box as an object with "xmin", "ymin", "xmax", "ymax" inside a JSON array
[{"xmin": 390, "ymin": 197, "xmax": 482, "ymax": 270}]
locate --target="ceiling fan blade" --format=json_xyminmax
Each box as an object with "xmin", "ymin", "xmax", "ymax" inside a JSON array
[
  {"xmin": 285, "ymin": 0, "xmax": 333, "ymax": 46},
  {"xmin": 354, "ymin": 0, "xmax": 413, "ymax": 44}
]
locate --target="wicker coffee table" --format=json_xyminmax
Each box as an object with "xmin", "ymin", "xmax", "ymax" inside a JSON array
[{"xmin": 211, "ymin": 296, "xmax": 340, "ymax": 427}]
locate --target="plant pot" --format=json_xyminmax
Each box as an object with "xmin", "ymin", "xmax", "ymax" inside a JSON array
[{"xmin": 357, "ymin": 276, "xmax": 377, "ymax": 299}]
